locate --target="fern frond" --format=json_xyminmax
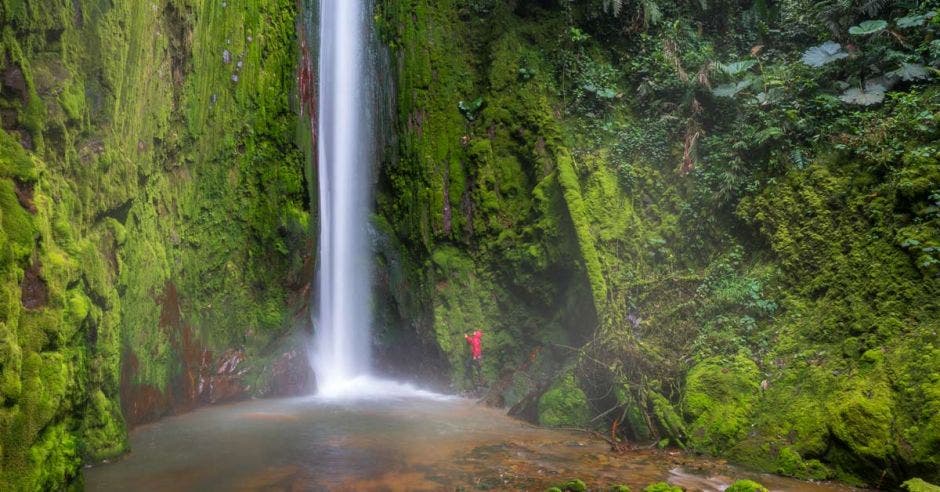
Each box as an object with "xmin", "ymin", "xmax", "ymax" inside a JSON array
[
  {"xmin": 603, "ymin": 0, "xmax": 624, "ymax": 16},
  {"xmin": 642, "ymin": 0, "xmax": 663, "ymax": 26},
  {"xmin": 857, "ymin": 0, "xmax": 889, "ymax": 16}
]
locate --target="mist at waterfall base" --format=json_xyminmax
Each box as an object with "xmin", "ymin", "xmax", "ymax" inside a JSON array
[{"xmin": 311, "ymin": 0, "xmax": 438, "ymax": 400}]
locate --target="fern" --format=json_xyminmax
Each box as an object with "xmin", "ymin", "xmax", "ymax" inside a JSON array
[
  {"xmin": 603, "ymin": 0, "xmax": 624, "ymax": 16},
  {"xmin": 812, "ymin": 0, "xmax": 893, "ymax": 34},
  {"xmin": 812, "ymin": 0, "xmax": 855, "ymax": 35},
  {"xmin": 642, "ymin": 0, "xmax": 663, "ymax": 25},
  {"xmin": 790, "ymin": 148, "xmax": 809, "ymax": 168},
  {"xmin": 857, "ymin": 0, "xmax": 890, "ymax": 17},
  {"xmin": 602, "ymin": 0, "xmax": 661, "ymax": 26}
]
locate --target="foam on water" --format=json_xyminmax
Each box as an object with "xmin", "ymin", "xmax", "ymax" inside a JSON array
[{"xmin": 314, "ymin": 375, "xmax": 455, "ymax": 401}]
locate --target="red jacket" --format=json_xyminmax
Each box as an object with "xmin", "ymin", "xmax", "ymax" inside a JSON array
[{"xmin": 465, "ymin": 331, "xmax": 483, "ymax": 360}]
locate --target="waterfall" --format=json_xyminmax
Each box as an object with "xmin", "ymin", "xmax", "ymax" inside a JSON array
[
  {"xmin": 309, "ymin": 0, "xmax": 443, "ymax": 400},
  {"xmin": 312, "ymin": 0, "xmax": 376, "ymax": 396}
]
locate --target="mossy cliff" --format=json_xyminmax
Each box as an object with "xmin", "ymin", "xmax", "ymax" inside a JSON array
[
  {"xmin": 373, "ymin": 0, "xmax": 599, "ymax": 395},
  {"xmin": 0, "ymin": 0, "xmax": 312, "ymax": 488},
  {"xmin": 0, "ymin": 0, "xmax": 936, "ymax": 489},
  {"xmin": 375, "ymin": 0, "xmax": 939, "ymax": 487}
]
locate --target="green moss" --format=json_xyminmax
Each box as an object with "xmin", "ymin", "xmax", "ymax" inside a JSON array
[
  {"xmin": 0, "ymin": 178, "xmax": 36, "ymax": 260},
  {"xmin": 648, "ymin": 390, "xmax": 687, "ymax": 448},
  {"xmin": 615, "ymin": 384, "xmax": 653, "ymax": 441},
  {"xmin": 0, "ymin": 129, "xmax": 38, "ymax": 181},
  {"xmin": 556, "ymin": 478, "xmax": 587, "ymax": 491},
  {"xmin": 58, "ymin": 77, "xmax": 86, "ymax": 123},
  {"xmin": 429, "ymin": 245, "xmax": 504, "ymax": 387},
  {"xmin": 904, "ymin": 478, "xmax": 940, "ymax": 492},
  {"xmin": 538, "ymin": 372, "xmax": 591, "ymax": 428},
  {"xmin": 643, "ymin": 482, "xmax": 682, "ymax": 492},
  {"xmin": 683, "ymin": 355, "xmax": 760, "ymax": 455},
  {"xmin": 80, "ymin": 389, "xmax": 127, "ymax": 461},
  {"xmin": 827, "ymin": 375, "xmax": 895, "ymax": 460},
  {"xmin": 0, "ymin": 322, "xmax": 22, "ymax": 402},
  {"xmin": 774, "ymin": 447, "xmax": 832, "ymax": 481},
  {"xmin": 555, "ymin": 149, "xmax": 607, "ymax": 311},
  {"xmin": 725, "ymin": 480, "xmax": 768, "ymax": 492},
  {"xmin": 0, "ymin": 0, "xmax": 309, "ymax": 487},
  {"xmin": 26, "ymin": 422, "xmax": 81, "ymax": 490}
]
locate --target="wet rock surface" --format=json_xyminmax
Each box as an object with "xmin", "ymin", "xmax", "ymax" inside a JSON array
[
  {"xmin": 20, "ymin": 260, "xmax": 48, "ymax": 309},
  {"xmin": 120, "ymin": 282, "xmax": 312, "ymax": 427}
]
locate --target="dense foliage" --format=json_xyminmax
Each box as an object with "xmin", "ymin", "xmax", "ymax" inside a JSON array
[{"xmin": 377, "ymin": 0, "xmax": 939, "ymax": 487}]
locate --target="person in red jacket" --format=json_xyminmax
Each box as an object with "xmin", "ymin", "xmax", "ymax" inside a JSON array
[{"xmin": 464, "ymin": 330, "xmax": 483, "ymax": 387}]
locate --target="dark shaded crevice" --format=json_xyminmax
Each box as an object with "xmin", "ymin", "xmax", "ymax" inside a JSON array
[{"xmin": 93, "ymin": 199, "xmax": 134, "ymax": 225}]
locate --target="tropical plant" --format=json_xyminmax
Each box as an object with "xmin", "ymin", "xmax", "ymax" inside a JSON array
[
  {"xmin": 600, "ymin": 0, "xmax": 664, "ymax": 27},
  {"xmin": 801, "ymin": 41, "xmax": 849, "ymax": 67},
  {"xmin": 798, "ymin": 7, "xmax": 937, "ymax": 106},
  {"xmin": 458, "ymin": 97, "xmax": 485, "ymax": 122}
]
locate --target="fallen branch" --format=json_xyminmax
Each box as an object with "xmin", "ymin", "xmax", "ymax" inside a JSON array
[{"xmin": 522, "ymin": 422, "xmax": 633, "ymax": 454}]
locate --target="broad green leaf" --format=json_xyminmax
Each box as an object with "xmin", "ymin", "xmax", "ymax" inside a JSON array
[
  {"xmin": 801, "ymin": 42, "xmax": 849, "ymax": 67},
  {"xmin": 718, "ymin": 60, "xmax": 757, "ymax": 76},
  {"xmin": 583, "ymin": 84, "xmax": 617, "ymax": 99},
  {"xmin": 755, "ymin": 87, "xmax": 784, "ymax": 105},
  {"xmin": 712, "ymin": 80, "xmax": 752, "ymax": 98},
  {"xmin": 839, "ymin": 82, "xmax": 885, "ymax": 105},
  {"xmin": 889, "ymin": 63, "xmax": 930, "ymax": 81},
  {"xmin": 458, "ymin": 97, "xmax": 485, "ymax": 121},
  {"xmin": 896, "ymin": 14, "xmax": 926, "ymax": 28},
  {"xmin": 896, "ymin": 12, "xmax": 935, "ymax": 28},
  {"xmin": 849, "ymin": 19, "xmax": 888, "ymax": 35}
]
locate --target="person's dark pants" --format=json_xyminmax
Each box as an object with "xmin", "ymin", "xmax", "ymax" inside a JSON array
[{"xmin": 466, "ymin": 356, "xmax": 483, "ymax": 387}]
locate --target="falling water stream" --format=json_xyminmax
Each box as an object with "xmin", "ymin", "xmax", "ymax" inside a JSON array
[
  {"xmin": 81, "ymin": 2, "xmax": 869, "ymax": 490},
  {"xmin": 311, "ymin": 0, "xmax": 432, "ymax": 399},
  {"xmin": 312, "ymin": 0, "xmax": 376, "ymax": 394}
]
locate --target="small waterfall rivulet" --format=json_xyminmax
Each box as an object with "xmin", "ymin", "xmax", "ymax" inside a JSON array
[{"xmin": 312, "ymin": 0, "xmax": 377, "ymax": 396}]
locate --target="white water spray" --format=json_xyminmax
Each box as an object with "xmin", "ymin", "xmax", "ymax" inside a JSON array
[{"xmin": 313, "ymin": 0, "xmax": 376, "ymax": 396}]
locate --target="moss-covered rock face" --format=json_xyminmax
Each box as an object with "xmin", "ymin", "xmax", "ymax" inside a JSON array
[
  {"xmin": 538, "ymin": 372, "xmax": 590, "ymax": 428},
  {"xmin": 683, "ymin": 355, "xmax": 760, "ymax": 454},
  {"xmin": 0, "ymin": 0, "xmax": 313, "ymax": 488},
  {"xmin": 374, "ymin": 0, "xmax": 939, "ymax": 488},
  {"xmin": 2, "ymin": 0, "xmax": 935, "ymax": 488},
  {"xmin": 374, "ymin": 0, "xmax": 597, "ymax": 400}
]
